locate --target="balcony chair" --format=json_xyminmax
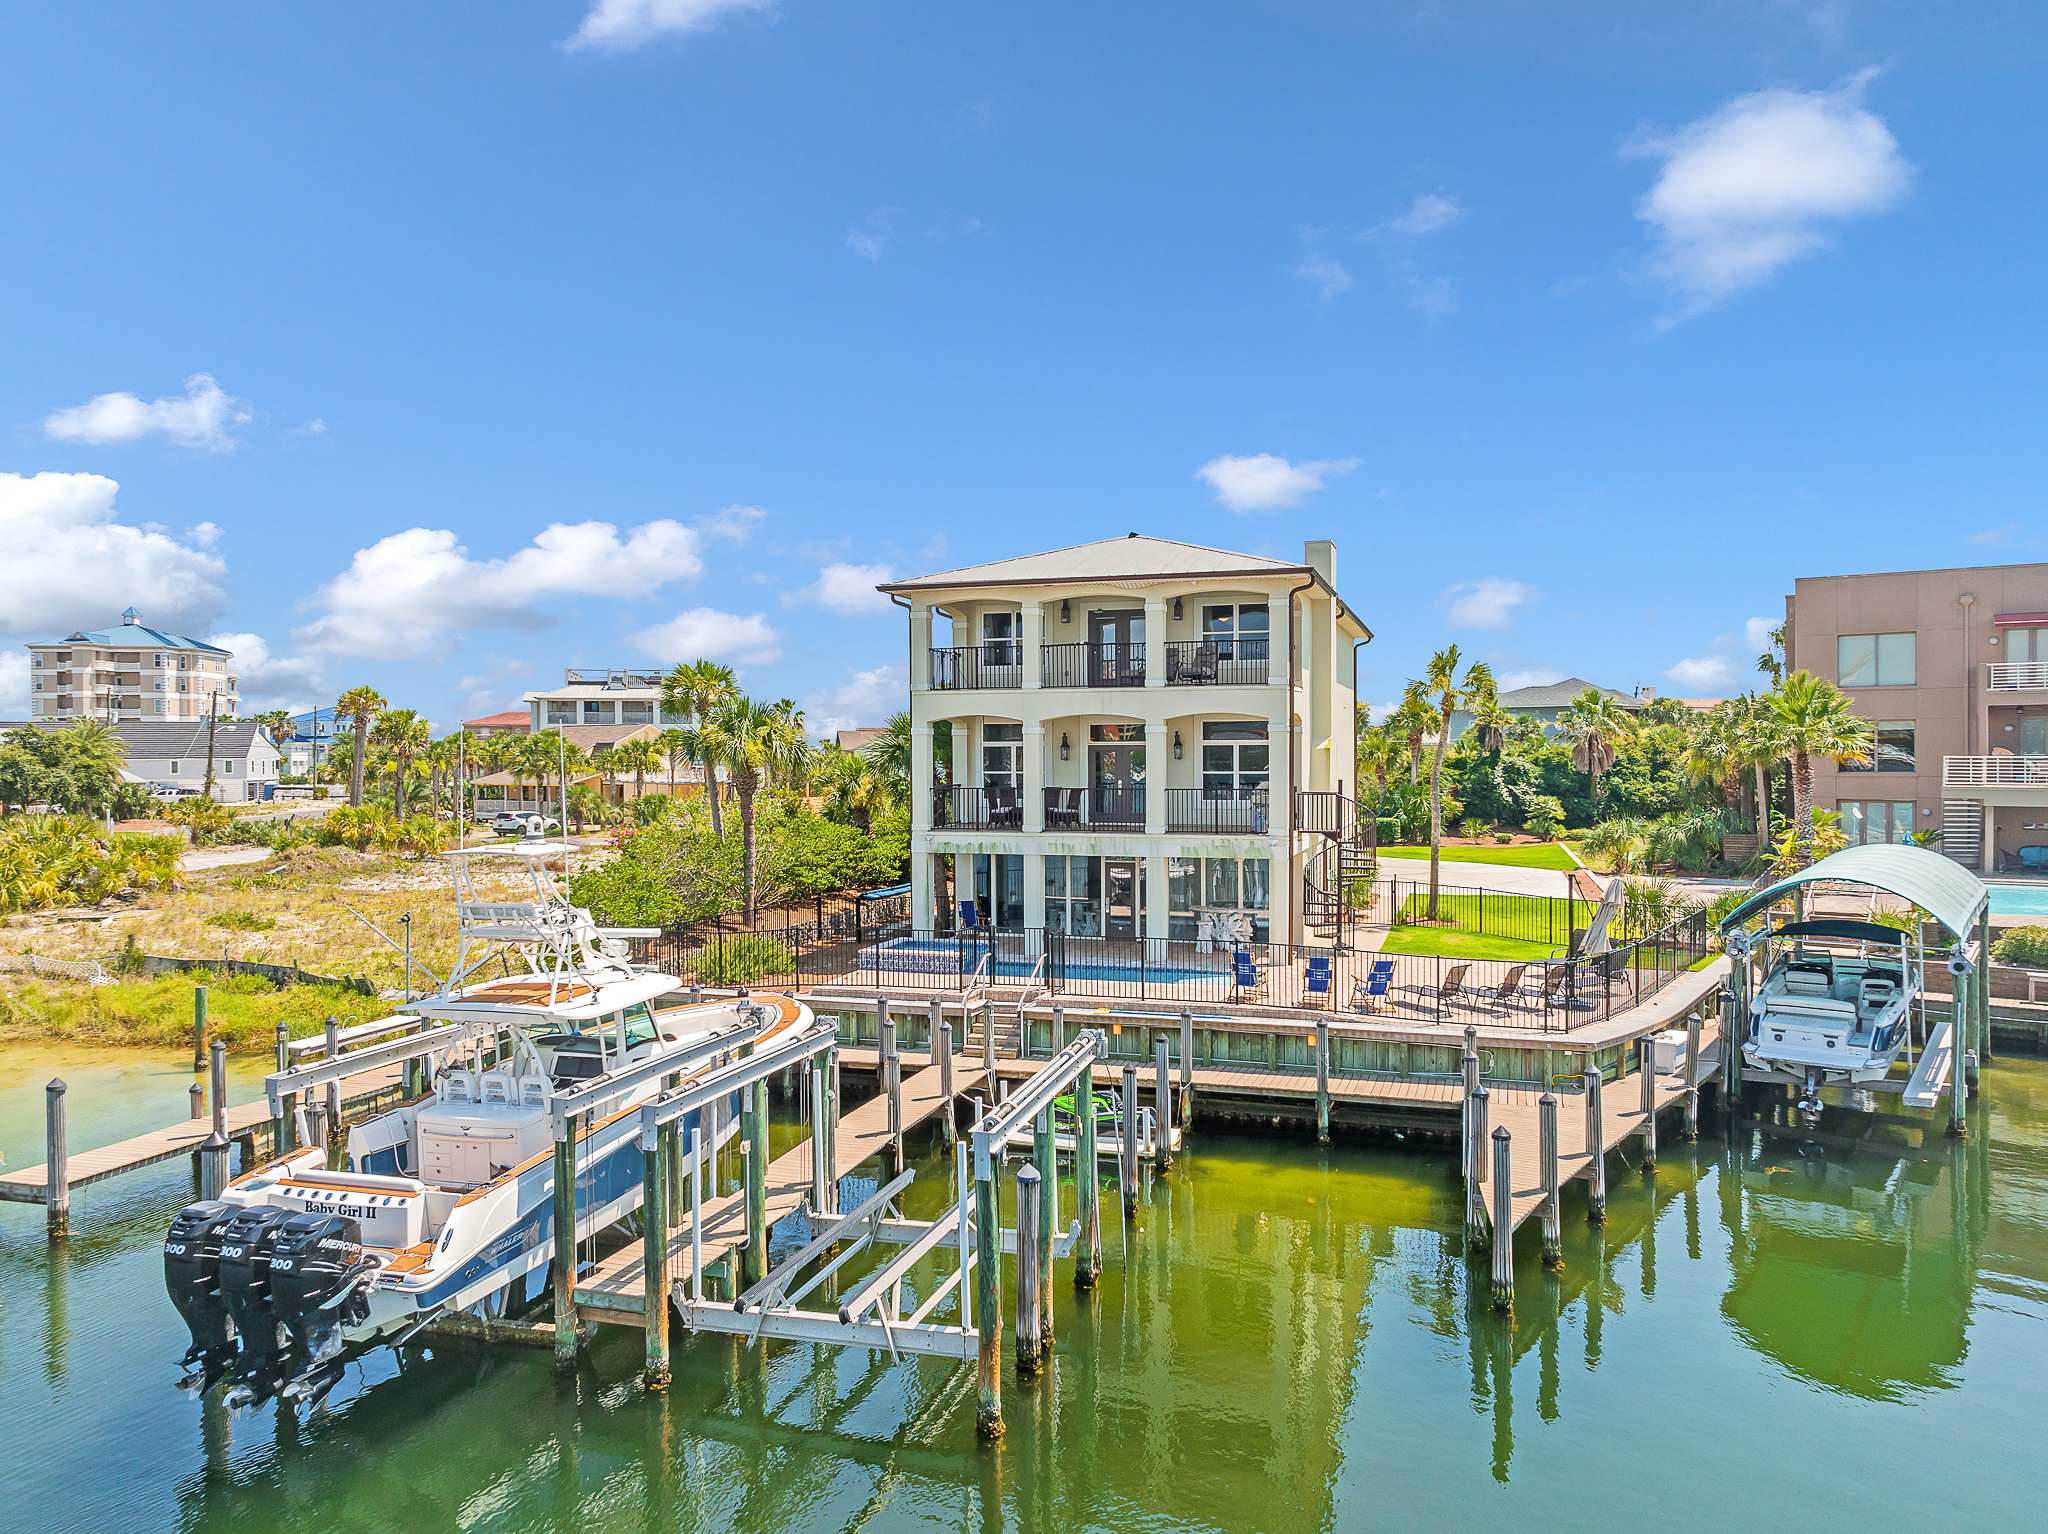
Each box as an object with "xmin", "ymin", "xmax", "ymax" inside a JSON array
[
  {"xmin": 987, "ymin": 784, "xmax": 1022, "ymax": 829},
  {"xmin": 1170, "ymin": 641, "xmax": 1220, "ymax": 685},
  {"xmin": 1350, "ymin": 958, "xmax": 1395, "ymax": 1013},
  {"xmin": 1482, "ymin": 962, "xmax": 1530, "ymax": 1011},
  {"xmin": 1045, "ymin": 788, "xmax": 1084, "ymax": 828},
  {"xmin": 1404, "ymin": 961, "xmax": 1470, "ymax": 1010},
  {"xmin": 1231, "ymin": 947, "xmax": 1265, "ymax": 1001}
]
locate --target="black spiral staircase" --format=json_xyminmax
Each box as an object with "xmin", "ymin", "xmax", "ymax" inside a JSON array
[{"xmin": 1297, "ymin": 790, "xmax": 1374, "ymax": 948}]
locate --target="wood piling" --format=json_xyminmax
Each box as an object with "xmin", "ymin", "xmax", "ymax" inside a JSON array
[
  {"xmin": 1489, "ymin": 1126, "xmax": 1514, "ymax": 1311},
  {"xmin": 1075, "ymin": 1057, "xmax": 1100, "ymax": 1290},
  {"xmin": 199, "ymin": 1040, "xmax": 230, "ymax": 1200},
  {"xmin": 1052, "ymin": 1003, "xmax": 1066, "ymax": 1055},
  {"xmin": 1464, "ymin": 1083, "xmax": 1489, "ymax": 1247},
  {"xmin": 928, "ymin": 997, "xmax": 943, "ymax": 1065},
  {"xmin": 642, "ymin": 1123, "xmax": 670, "ymax": 1390},
  {"xmin": 982, "ymin": 998, "xmax": 997, "ymax": 1080},
  {"xmin": 1014, "ymin": 1162, "xmax": 1042, "ymax": 1376},
  {"xmin": 1637, "ymin": 1038, "xmax": 1657, "ymax": 1173},
  {"xmin": 1538, "ymin": 1091, "xmax": 1562, "ymax": 1269},
  {"xmin": 1153, "ymin": 1037, "xmax": 1172, "ymax": 1168},
  {"xmin": 552, "ymin": 1118, "xmax": 579, "ymax": 1370},
  {"xmin": 1684, "ymin": 1012, "xmax": 1702, "ymax": 1141},
  {"xmin": 938, "ymin": 1021, "xmax": 956, "ymax": 1145},
  {"xmin": 1583, "ymin": 1068, "xmax": 1606, "ymax": 1223},
  {"xmin": 1034, "ymin": 1105, "xmax": 1055, "ymax": 1351},
  {"xmin": 743, "ymin": 1080, "xmax": 769, "ymax": 1287},
  {"xmin": 1179, "ymin": 1009, "xmax": 1195, "ymax": 1125},
  {"xmin": 974, "ymin": 1139, "xmax": 1003, "ymax": 1439},
  {"xmin": 189, "ymin": 1082, "xmax": 204, "ymax": 1120},
  {"xmin": 1119, "ymin": 1063, "xmax": 1139, "ymax": 1221},
  {"xmin": 1314, "ymin": 1020, "xmax": 1331, "ymax": 1145},
  {"xmin": 192, "ymin": 985, "xmax": 208, "ymax": 1071},
  {"xmin": 880, "ymin": 1014, "xmax": 903, "ymax": 1175},
  {"xmin": 45, "ymin": 1080, "xmax": 68, "ymax": 1239}
]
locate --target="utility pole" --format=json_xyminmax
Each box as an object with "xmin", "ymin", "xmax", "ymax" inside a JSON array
[{"xmin": 202, "ymin": 690, "xmax": 221, "ymax": 800}]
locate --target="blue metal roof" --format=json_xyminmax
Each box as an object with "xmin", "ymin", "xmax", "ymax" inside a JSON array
[
  {"xmin": 1717, "ymin": 842, "xmax": 1988, "ymax": 940},
  {"xmin": 61, "ymin": 617, "xmax": 227, "ymax": 653}
]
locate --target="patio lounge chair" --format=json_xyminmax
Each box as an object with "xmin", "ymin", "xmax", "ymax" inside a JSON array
[
  {"xmin": 1045, "ymin": 788, "xmax": 1084, "ymax": 828},
  {"xmin": 1406, "ymin": 961, "xmax": 1469, "ymax": 1011},
  {"xmin": 957, "ymin": 899, "xmax": 980, "ymax": 931},
  {"xmin": 1231, "ymin": 947, "xmax": 1265, "ymax": 1001},
  {"xmin": 1350, "ymin": 958, "xmax": 1395, "ymax": 1013},
  {"xmin": 1482, "ymin": 963, "xmax": 1530, "ymax": 1011},
  {"xmin": 1303, "ymin": 954, "xmax": 1334, "ymax": 1007},
  {"xmin": 1172, "ymin": 641, "xmax": 1220, "ymax": 684}
]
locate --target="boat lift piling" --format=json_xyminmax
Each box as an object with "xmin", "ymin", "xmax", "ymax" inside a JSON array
[
  {"xmin": 1538, "ymin": 1092, "xmax": 1562, "ymax": 1269},
  {"xmin": 1463, "ymin": 1084, "xmax": 1490, "ymax": 1248},
  {"xmin": 1637, "ymin": 1038, "xmax": 1657, "ymax": 1174},
  {"xmin": 199, "ymin": 1040, "xmax": 230, "ymax": 1200},
  {"xmin": 1153, "ymin": 1038, "xmax": 1174, "ymax": 1168},
  {"xmin": 1014, "ymin": 1163, "xmax": 1042, "ymax": 1374},
  {"xmin": 1583, "ymin": 1068, "xmax": 1606, "ymax": 1223},
  {"xmin": 1119, "ymin": 1063, "xmax": 1140, "ymax": 1220}
]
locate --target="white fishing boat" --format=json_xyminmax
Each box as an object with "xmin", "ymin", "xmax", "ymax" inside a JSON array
[
  {"xmin": 1734, "ymin": 916, "xmax": 1918, "ymax": 1117},
  {"xmin": 163, "ymin": 838, "xmax": 808, "ymax": 1408}
]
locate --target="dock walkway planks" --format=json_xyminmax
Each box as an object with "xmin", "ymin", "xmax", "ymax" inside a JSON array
[
  {"xmin": 0, "ymin": 1064, "xmax": 406, "ymax": 1206},
  {"xmin": 577, "ymin": 1061, "xmax": 985, "ymax": 1319}
]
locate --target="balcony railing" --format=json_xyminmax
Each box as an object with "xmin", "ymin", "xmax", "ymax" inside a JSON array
[
  {"xmin": 1293, "ymin": 789, "xmax": 1356, "ymax": 837},
  {"xmin": 1164, "ymin": 636, "xmax": 1271, "ymax": 686},
  {"xmin": 1944, "ymin": 754, "xmax": 2048, "ymax": 787},
  {"xmin": 1042, "ymin": 785, "xmax": 1145, "ymax": 831},
  {"xmin": 933, "ymin": 783, "xmax": 1025, "ymax": 830},
  {"xmin": 1163, "ymin": 785, "xmax": 1270, "ymax": 834},
  {"xmin": 929, "ymin": 644, "xmax": 1022, "ymax": 690},
  {"xmin": 1042, "ymin": 642, "xmax": 1145, "ymax": 689},
  {"xmin": 1987, "ymin": 662, "xmax": 2048, "ymax": 691}
]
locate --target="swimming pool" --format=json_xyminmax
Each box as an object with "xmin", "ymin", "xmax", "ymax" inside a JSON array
[
  {"xmin": 1989, "ymin": 882, "xmax": 2048, "ymax": 918},
  {"xmin": 861, "ymin": 937, "xmax": 1227, "ymax": 986}
]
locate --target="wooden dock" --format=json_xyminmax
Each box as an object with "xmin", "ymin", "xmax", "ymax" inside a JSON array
[
  {"xmin": 576, "ymin": 1061, "xmax": 986, "ymax": 1322},
  {"xmin": 0, "ymin": 1063, "xmax": 406, "ymax": 1208}
]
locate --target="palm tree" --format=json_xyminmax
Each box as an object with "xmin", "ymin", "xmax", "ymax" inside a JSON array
[
  {"xmin": 1467, "ymin": 680, "xmax": 1514, "ymax": 754},
  {"xmin": 1558, "ymin": 687, "xmax": 1634, "ymax": 817},
  {"xmin": 608, "ymin": 736, "xmax": 664, "ymax": 807},
  {"xmin": 656, "ymin": 726, "xmax": 692, "ymax": 799},
  {"xmin": 814, "ymin": 742, "xmax": 885, "ymax": 829},
  {"xmin": 1354, "ymin": 723, "xmax": 1402, "ymax": 857},
  {"xmin": 370, "ymin": 708, "xmax": 430, "ymax": 813},
  {"xmin": 336, "ymin": 686, "xmax": 386, "ymax": 808},
  {"xmin": 1388, "ymin": 691, "xmax": 1433, "ymax": 785},
  {"xmin": 696, "ymin": 695, "xmax": 811, "ymax": 923},
  {"xmin": 660, "ymin": 659, "xmax": 739, "ymax": 836},
  {"xmin": 1765, "ymin": 670, "xmax": 1873, "ymax": 866},
  {"xmin": 1414, "ymin": 646, "xmax": 1495, "ymax": 919}
]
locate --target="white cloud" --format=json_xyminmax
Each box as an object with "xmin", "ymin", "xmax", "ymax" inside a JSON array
[
  {"xmin": 43, "ymin": 373, "xmax": 253, "ymax": 452},
  {"xmin": 1363, "ymin": 697, "xmax": 1405, "ymax": 725},
  {"xmin": 297, "ymin": 520, "xmax": 705, "ymax": 657},
  {"xmin": 1383, "ymin": 192, "xmax": 1464, "ymax": 237},
  {"xmin": 790, "ymin": 562, "xmax": 895, "ymax": 616},
  {"xmin": 207, "ymin": 631, "xmax": 326, "ymax": 713},
  {"xmin": 1289, "ymin": 253, "xmax": 1353, "ymax": 300},
  {"xmin": 847, "ymin": 210, "xmax": 892, "ymax": 265},
  {"xmin": 633, "ymin": 607, "xmax": 782, "ymax": 667},
  {"xmin": 802, "ymin": 663, "xmax": 905, "ymax": 738},
  {"xmin": 1626, "ymin": 71, "xmax": 1910, "ymax": 319},
  {"xmin": 0, "ymin": 652, "xmax": 26, "ymax": 718},
  {"xmin": 1743, "ymin": 615, "xmax": 1778, "ymax": 654},
  {"xmin": 1443, "ymin": 578, "xmax": 1532, "ymax": 630},
  {"xmin": 187, "ymin": 520, "xmax": 223, "ymax": 548},
  {"xmin": 701, "ymin": 503, "xmax": 765, "ymax": 542},
  {"xmin": 1195, "ymin": 452, "xmax": 1359, "ymax": 514},
  {"xmin": 1496, "ymin": 667, "xmax": 1567, "ymax": 692},
  {"xmin": 565, "ymin": 0, "xmax": 771, "ymax": 52},
  {"xmin": 1392, "ymin": 260, "xmax": 1458, "ymax": 316},
  {"xmin": 0, "ymin": 472, "xmax": 226, "ymax": 635},
  {"xmin": 1667, "ymin": 615, "xmax": 1779, "ymax": 697},
  {"xmin": 290, "ymin": 418, "xmax": 329, "ymax": 438},
  {"xmin": 1971, "ymin": 522, "xmax": 2018, "ymax": 547}
]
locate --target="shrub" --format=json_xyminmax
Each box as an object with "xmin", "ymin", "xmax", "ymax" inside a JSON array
[
  {"xmin": 1992, "ymin": 926, "xmax": 2048, "ymax": 967},
  {"xmin": 320, "ymin": 804, "xmax": 394, "ymax": 851},
  {"xmin": 1523, "ymin": 796, "xmax": 1565, "ymax": 840},
  {"xmin": 1456, "ymin": 817, "xmax": 1486, "ymax": 842},
  {"xmin": 695, "ymin": 934, "xmax": 794, "ymax": 987},
  {"xmin": 205, "ymin": 910, "xmax": 276, "ymax": 932}
]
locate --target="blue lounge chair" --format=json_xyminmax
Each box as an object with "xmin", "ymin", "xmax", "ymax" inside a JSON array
[
  {"xmin": 1232, "ymin": 947, "xmax": 1264, "ymax": 999},
  {"xmin": 1304, "ymin": 954, "xmax": 1334, "ymax": 1007},
  {"xmin": 1351, "ymin": 959, "xmax": 1395, "ymax": 1013},
  {"xmin": 957, "ymin": 899, "xmax": 979, "ymax": 931}
]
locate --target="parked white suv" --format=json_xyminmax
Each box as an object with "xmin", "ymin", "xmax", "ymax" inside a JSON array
[{"xmin": 486, "ymin": 812, "xmax": 560, "ymax": 836}]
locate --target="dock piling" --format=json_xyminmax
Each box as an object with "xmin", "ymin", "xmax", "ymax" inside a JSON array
[
  {"xmin": 1034, "ymin": 1105, "xmax": 1055, "ymax": 1351},
  {"xmin": 974, "ymin": 1138, "xmax": 1003, "ymax": 1439},
  {"xmin": 189, "ymin": 1081, "xmax": 204, "ymax": 1120},
  {"xmin": 1052, "ymin": 1003, "xmax": 1066, "ymax": 1054},
  {"xmin": 1314, "ymin": 1020, "xmax": 1331, "ymax": 1145},
  {"xmin": 1153, "ymin": 1037, "xmax": 1173, "ymax": 1168},
  {"xmin": 1119, "ymin": 1063, "xmax": 1139, "ymax": 1221},
  {"xmin": 45, "ymin": 1079, "xmax": 69, "ymax": 1239},
  {"xmin": 982, "ymin": 999, "xmax": 997, "ymax": 1079},
  {"xmin": 880, "ymin": 1014, "xmax": 903, "ymax": 1175},
  {"xmin": 938, "ymin": 1020, "xmax": 956, "ymax": 1145},
  {"xmin": 324, "ymin": 1016, "xmax": 343, "ymax": 1166},
  {"xmin": 200, "ymin": 1040, "xmax": 230, "ymax": 1200},
  {"xmin": 743, "ymin": 1080, "xmax": 769, "ymax": 1288},
  {"xmin": 641, "ymin": 1121, "xmax": 670, "ymax": 1390},
  {"xmin": 552, "ymin": 1116, "xmax": 579, "ymax": 1370},
  {"xmin": 1464, "ymin": 1084, "xmax": 1490, "ymax": 1247},
  {"xmin": 1075, "ymin": 1058, "xmax": 1100, "ymax": 1290},
  {"xmin": 1489, "ymin": 1127, "xmax": 1514, "ymax": 1311},
  {"xmin": 1684, "ymin": 1013, "xmax": 1702, "ymax": 1141},
  {"xmin": 1637, "ymin": 1039, "xmax": 1657, "ymax": 1174},
  {"xmin": 1015, "ymin": 1162, "xmax": 1042, "ymax": 1376},
  {"xmin": 1538, "ymin": 1092, "xmax": 1562, "ymax": 1269},
  {"xmin": 1179, "ymin": 1009, "xmax": 1194, "ymax": 1125},
  {"xmin": 192, "ymin": 985, "xmax": 208, "ymax": 1071},
  {"xmin": 1583, "ymin": 1068, "xmax": 1606, "ymax": 1223},
  {"xmin": 929, "ymin": 997, "xmax": 943, "ymax": 1065}
]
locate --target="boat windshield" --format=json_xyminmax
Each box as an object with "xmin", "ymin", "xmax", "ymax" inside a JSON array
[{"xmin": 622, "ymin": 1002, "xmax": 659, "ymax": 1050}]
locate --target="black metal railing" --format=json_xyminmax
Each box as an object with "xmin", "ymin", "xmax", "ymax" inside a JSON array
[
  {"xmin": 932, "ymin": 783, "xmax": 1025, "ymax": 830},
  {"xmin": 929, "ymin": 644, "xmax": 1022, "ymax": 690},
  {"xmin": 1041, "ymin": 641, "xmax": 1145, "ymax": 688},
  {"xmin": 1293, "ymin": 789, "xmax": 1356, "ymax": 837},
  {"xmin": 1164, "ymin": 785, "xmax": 1269, "ymax": 833},
  {"xmin": 1164, "ymin": 635, "xmax": 1271, "ymax": 686},
  {"xmin": 1040, "ymin": 784, "xmax": 1145, "ymax": 830}
]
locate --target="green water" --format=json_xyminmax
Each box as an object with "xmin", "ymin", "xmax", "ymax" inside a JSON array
[{"xmin": 3, "ymin": 1044, "xmax": 2045, "ymax": 1532}]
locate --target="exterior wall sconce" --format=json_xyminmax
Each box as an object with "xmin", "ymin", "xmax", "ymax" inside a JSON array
[
  {"xmin": 1059, "ymin": 732, "xmax": 1070, "ymax": 760},
  {"xmin": 1059, "ymin": 600, "xmax": 1071, "ymax": 624},
  {"xmin": 1172, "ymin": 597, "xmax": 1183, "ymax": 621},
  {"xmin": 1172, "ymin": 730, "xmax": 1183, "ymax": 759}
]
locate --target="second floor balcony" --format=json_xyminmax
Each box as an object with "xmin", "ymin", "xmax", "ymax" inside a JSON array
[
  {"xmin": 927, "ymin": 781, "xmax": 1273, "ymax": 835},
  {"xmin": 1945, "ymin": 753, "xmax": 2048, "ymax": 789},
  {"xmin": 1986, "ymin": 661, "xmax": 2048, "ymax": 694}
]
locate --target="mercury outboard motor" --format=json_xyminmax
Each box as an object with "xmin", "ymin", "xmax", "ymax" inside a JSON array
[
  {"xmin": 218, "ymin": 1205, "xmax": 293, "ymax": 1408},
  {"xmin": 269, "ymin": 1212, "xmax": 373, "ymax": 1405},
  {"xmin": 164, "ymin": 1201, "xmax": 240, "ymax": 1392}
]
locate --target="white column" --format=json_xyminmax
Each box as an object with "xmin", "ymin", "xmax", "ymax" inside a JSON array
[
  {"xmin": 1144, "ymin": 598, "xmax": 1167, "ymax": 688},
  {"xmin": 1983, "ymin": 804, "xmax": 1996, "ymax": 873},
  {"xmin": 1023, "ymin": 724, "xmax": 1046, "ymax": 833},
  {"xmin": 1269, "ymin": 831, "xmax": 1294, "ymax": 947},
  {"xmin": 1023, "ymin": 852, "xmax": 1048, "ymax": 932},
  {"xmin": 912, "ymin": 845, "xmax": 935, "ymax": 931},
  {"xmin": 910, "ymin": 723, "xmax": 934, "ymax": 831},
  {"xmin": 1021, "ymin": 603, "xmax": 1043, "ymax": 691},
  {"xmin": 961, "ymin": 720, "xmax": 981, "ymax": 788},
  {"xmin": 1268, "ymin": 591, "xmax": 1291, "ymax": 688},
  {"xmin": 911, "ymin": 602, "xmax": 934, "ymax": 692},
  {"xmin": 1143, "ymin": 851, "xmax": 1172, "ymax": 942},
  {"xmin": 1144, "ymin": 723, "xmax": 1168, "ymax": 836}
]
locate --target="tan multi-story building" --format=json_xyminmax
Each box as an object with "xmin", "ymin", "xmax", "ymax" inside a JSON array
[
  {"xmin": 522, "ymin": 668, "xmax": 676, "ymax": 731},
  {"xmin": 883, "ymin": 534, "xmax": 1369, "ymax": 946},
  {"xmin": 25, "ymin": 609, "xmax": 237, "ymax": 722},
  {"xmin": 1784, "ymin": 560, "xmax": 2048, "ymax": 871}
]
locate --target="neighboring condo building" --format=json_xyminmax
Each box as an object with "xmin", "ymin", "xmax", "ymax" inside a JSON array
[
  {"xmin": 25, "ymin": 609, "xmax": 238, "ymax": 722},
  {"xmin": 882, "ymin": 534, "xmax": 1368, "ymax": 946},
  {"xmin": 522, "ymin": 668, "xmax": 682, "ymax": 731},
  {"xmin": 1784, "ymin": 559, "xmax": 2048, "ymax": 871}
]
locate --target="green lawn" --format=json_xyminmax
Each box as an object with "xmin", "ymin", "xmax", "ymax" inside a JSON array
[
  {"xmin": 1377, "ymin": 842, "xmax": 1578, "ymax": 872},
  {"xmin": 1376, "ymin": 926, "xmax": 1562, "ymax": 962}
]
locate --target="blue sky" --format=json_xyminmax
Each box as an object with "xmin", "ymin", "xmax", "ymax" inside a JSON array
[{"xmin": 3, "ymin": 2, "xmax": 2043, "ymax": 733}]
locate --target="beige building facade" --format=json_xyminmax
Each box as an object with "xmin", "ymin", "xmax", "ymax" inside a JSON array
[
  {"xmin": 1785, "ymin": 560, "xmax": 2048, "ymax": 871},
  {"xmin": 26, "ymin": 609, "xmax": 237, "ymax": 722},
  {"xmin": 883, "ymin": 534, "xmax": 1369, "ymax": 947}
]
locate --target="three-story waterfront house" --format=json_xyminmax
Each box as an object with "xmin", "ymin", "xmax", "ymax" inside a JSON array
[{"xmin": 881, "ymin": 534, "xmax": 1371, "ymax": 948}]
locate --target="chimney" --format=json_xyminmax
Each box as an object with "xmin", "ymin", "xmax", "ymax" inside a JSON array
[{"xmin": 1303, "ymin": 540, "xmax": 1335, "ymax": 587}]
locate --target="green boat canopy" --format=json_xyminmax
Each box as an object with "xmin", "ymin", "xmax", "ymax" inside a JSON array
[{"xmin": 1717, "ymin": 842, "xmax": 1989, "ymax": 941}]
